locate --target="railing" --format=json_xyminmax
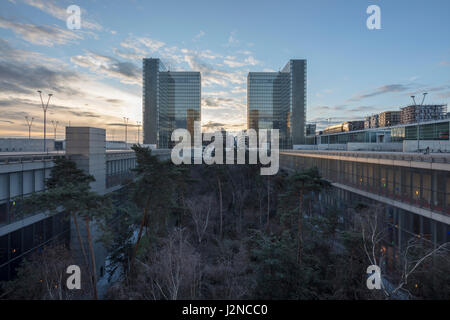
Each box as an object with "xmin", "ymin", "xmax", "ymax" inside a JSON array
[
  {"xmin": 0, "ymin": 153, "xmax": 63, "ymax": 165},
  {"xmin": 281, "ymin": 150, "xmax": 450, "ymax": 164}
]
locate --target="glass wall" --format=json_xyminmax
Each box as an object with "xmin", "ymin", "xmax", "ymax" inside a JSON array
[
  {"xmin": 0, "ymin": 212, "xmax": 70, "ymax": 281},
  {"xmin": 280, "ymin": 153, "xmax": 450, "ymax": 215}
]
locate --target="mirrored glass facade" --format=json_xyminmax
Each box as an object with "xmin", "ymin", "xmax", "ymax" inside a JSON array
[
  {"xmin": 247, "ymin": 59, "xmax": 306, "ymax": 149},
  {"xmin": 143, "ymin": 58, "xmax": 201, "ymax": 148}
]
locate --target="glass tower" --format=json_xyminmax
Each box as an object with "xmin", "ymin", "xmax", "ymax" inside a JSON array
[
  {"xmin": 143, "ymin": 58, "xmax": 201, "ymax": 148},
  {"xmin": 247, "ymin": 59, "xmax": 306, "ymax": 149}
]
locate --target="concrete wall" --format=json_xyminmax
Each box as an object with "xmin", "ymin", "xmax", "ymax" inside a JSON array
[
  {"xmin": 293, "ymin": 144, "xmax": 318, "ymax": 150},
  {"xmin": 403, "ymin": 140, "xmax": 450, "ymax": 153},
  {"xmin": 66, "ymin": 127, "xmax": 106, "ymax": 194},
  {"xmin": 318, "ymin": 143, "xmax": 347, "ymax": 150},
  {"xmin": 65, "ymin": 127, "xmax": 107, "ymax": 279},
  {"xmin": 346, "ymin": 142, "xmax": 402, "ymax": 152}
]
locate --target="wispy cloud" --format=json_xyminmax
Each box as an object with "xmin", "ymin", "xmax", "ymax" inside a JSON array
[
  {"xmin": 0, "ymin": 16, "xmax": 82, "ymax": 46},
  {"xmin": 71, "ymin": 51, "xmax": 141, "ymax": 85},
  {"xmin": 346, "ymin": 84, "xmax": 411, "ymax": 102},
  {"xmin": 184, "ymin": 55, "xmax": 245, "ymax": 87},
  {"xmin": 194, "ymin": 30, "xmax": 205, "ymax": 40},
  {"xmin": 19, "ymin": 0, "xmax": 103, "ymax": 31}
]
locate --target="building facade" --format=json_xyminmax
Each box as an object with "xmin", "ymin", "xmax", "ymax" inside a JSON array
[
  {"xmin": 0, "ymin": 127, "xmax": 171, "ymax": 282},
  {"xmin": 143, "ymin": 58, "xmax": 201, "ymax": 148},
  {"xmin": 279, "ymin": 150, "xmax": 450, "ymax": 255},
  {"xmin": 379, "ymin": 111, "xmax": 401, "ymax": 127},
  {"xmin": 247, "ymin": 59, "xmax": 306, "ymax": 149},
  {"xmin": 370, "ymin": 114, "xmax": 379, "ymax": 129},
  {"xmin": 400, "ymin": 104, "xmax": 447, "ymax": 124}
]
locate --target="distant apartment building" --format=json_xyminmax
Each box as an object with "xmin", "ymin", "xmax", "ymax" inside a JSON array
[
  {"xmin": 364, "ymin": 116, "xmax": 371, "ymax": 129},
  {"xmin": 247, "ymin": 59, "xmax": 307, "ymax": 149},
  {"xmin": 379, "ymin": 111, "xmax": 401, "ymax": 127},
  {"xmin": 400, "ymin": 104, "xmax": 447, "ymax": 124},
  {"xmin": 370, "ymin": 114, "xmax": 379, "ymax": 128},
  {"xmin": 143, "ymin": 58, "xmax": 201, "ymax": 148}
]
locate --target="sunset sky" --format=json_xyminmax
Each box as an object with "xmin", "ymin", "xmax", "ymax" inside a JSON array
[{"xmin": 0, "ymin": 0, "xmax": 449, "ymax": 141}]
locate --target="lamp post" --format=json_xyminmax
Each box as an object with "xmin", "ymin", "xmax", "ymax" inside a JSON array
[
  {"xmin": 136, "ymin": 121, "xmax": 141, "ymax": 144},
  {"xmin": 25, "ymin": 116, "xmax": 34, "ymax": 139},
  {"xmin": 37, "ymin": 91, "xmax": 53, "ymax": 152},
  {"xmin": 51, "ymin": 120, "xmax": 59, "ymax": 140},
  {"xmin": 123, "ymin": 117, "xmax": 129, "ymax": 145},
  {"xmin": 327, "ymin": 118, "xmax": 332, "ymax": 150},
  {"xmin": 417, "ymin": 93, "xmax": 428, "ymax": 152}
]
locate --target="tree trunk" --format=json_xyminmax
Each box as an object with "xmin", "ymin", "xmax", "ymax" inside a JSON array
[
  {"xmin": 217, "ymin": 176, "xmax": 223, "ymax": 239},
  {"xmin": 297, "ymin": 189, "xmax": 304, "ymax": 264},
  {"xmin": 85, "ymin": 216, "xmax": 98, "ymax": 300},
  {"xmin": 72, "ymin": 212, "xmax": 94, "ymax": 294},
  {"xmin": 131, "ymin": 195, "xmax": 151, "ymax": 270},
  {"xmin": 267, "ymin": 177, "xmax": 270, "ymax": 229}
]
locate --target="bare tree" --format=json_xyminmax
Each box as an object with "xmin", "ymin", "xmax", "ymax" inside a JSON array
[
  {"xmin": 185, "ymin": 195, "xmax": 213, "ymax": 244},
  {"xmin": 389, "ymin": 239, "xmax": 449, "ymax": 298},
  {"xmin": 133, "ymin": 228, "xmax": 202, "ymax": 300},
  {"xmin": 1, "ymin": 244, "xmax": 91, "ymax": 300},
  {"xmin": 355, "ymin": 205, "xmax": 450, "ymax": 299}
]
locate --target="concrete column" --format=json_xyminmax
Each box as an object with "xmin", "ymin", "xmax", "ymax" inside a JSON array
[
  {"xmin": 65, "ymin": 127, "xmax": 106, "ymax": 194},
  {"xmin": 65, "ymin": 127, "xmax": 107, "ymax": 279}
]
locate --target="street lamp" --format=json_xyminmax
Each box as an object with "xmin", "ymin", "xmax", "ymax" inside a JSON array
[
  {"xmin": 123, "ymin": 117, "xmax": 129, "ymax": 145},
  {"xmin": 51, "ymin": 120, "xmax": 59, "ymax": 140},
  {"xmin": 37, "ymin": 91, "xmax": 53, "ymax": 152},
  {"xmin": 25, "ymin": 116, "xmax": 34, "ymax": 139},
  {"xmin": 327, "ymin": 118, "xmax": 332, "ymax": 150},
  {"xmin": 136, "ymin": 121, "xmax": 141, "ymax": 144}
]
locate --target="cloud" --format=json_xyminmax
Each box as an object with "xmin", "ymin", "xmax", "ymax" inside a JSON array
[
  {"xmin": 202, "ymin": 121, "xmax": 246, "ymax": 132},
  {"xmin": 202, "ymin": 121, "xmax": 226, "ymax": 129},
  {"xmin": 202, "ymin": 97, "xmax": 234, "ymax": 108},
  {"xmin": 440, "ymin": 61, "xmax": 449, "ymax": 66},
  {"xmin": 113, "ymin": 48, "xmax": 144, "ymax": 61},
  {"xmin": 120, "ymin": 36, "xmax": 165, "ymax": 54},
  {"xmin": 71, "ymin": 51, "xmax": 141, "ymax": 85},
  {"xmin": 224, "ymin": 59, "xmax": 245, "ymax": 68},
  {"xmin": 194, "ymin": 30, "xmax": 205, "ymax": 40},
  {"xmin": 245, "ymin": 56, "xmax": 259, "ymax": 66},
  {"xmin": 0, "ymin": 38, "xmax": 81, "ymax": 94},
  {"xmin": 222, "ymin": 55, "xmax": 258, "ymax": 68},
  {"xmin": 184, "ymin": 55, "xmax": 245, "ymax": 87},
  {"xmin": 0, "ymin": 39, "xmax": 142, "ymax": 137},
  {"xmin": 346, "ymin": 84, "xmax": 411, "ymax": 102},
  {"xmin": 107, "ymin": 122, "xmax": 140, "ymax": 127},
  {"xmin": 0, "ymin": 16, "xmax": 82, "ymax": 46},
  {"xmin": 19, "ymin": 0, "xmax": 103, "ymax": 31}
]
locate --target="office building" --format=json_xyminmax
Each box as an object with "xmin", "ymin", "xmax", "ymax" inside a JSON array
[
  {"xmin": 143, "ymin": 58, "xmax": 201, "ymax": 148},
  {"xmin": 247, "ymin": 59, "xmax": 306, "ymax": 149}
]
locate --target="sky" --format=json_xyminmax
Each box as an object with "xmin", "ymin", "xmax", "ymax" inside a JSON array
[{"xmin": 0, "ymin": 0, "xmax": 449, "ymax": 141}]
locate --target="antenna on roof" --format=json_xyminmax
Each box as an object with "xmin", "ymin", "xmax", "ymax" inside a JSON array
[
  {"xmin": 410, "ymin": 95, "xmax": 417, "ymax": 105},
  {"xmin": 420, "ymin": 92, "xmax": 428, "ymax": 105}
]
